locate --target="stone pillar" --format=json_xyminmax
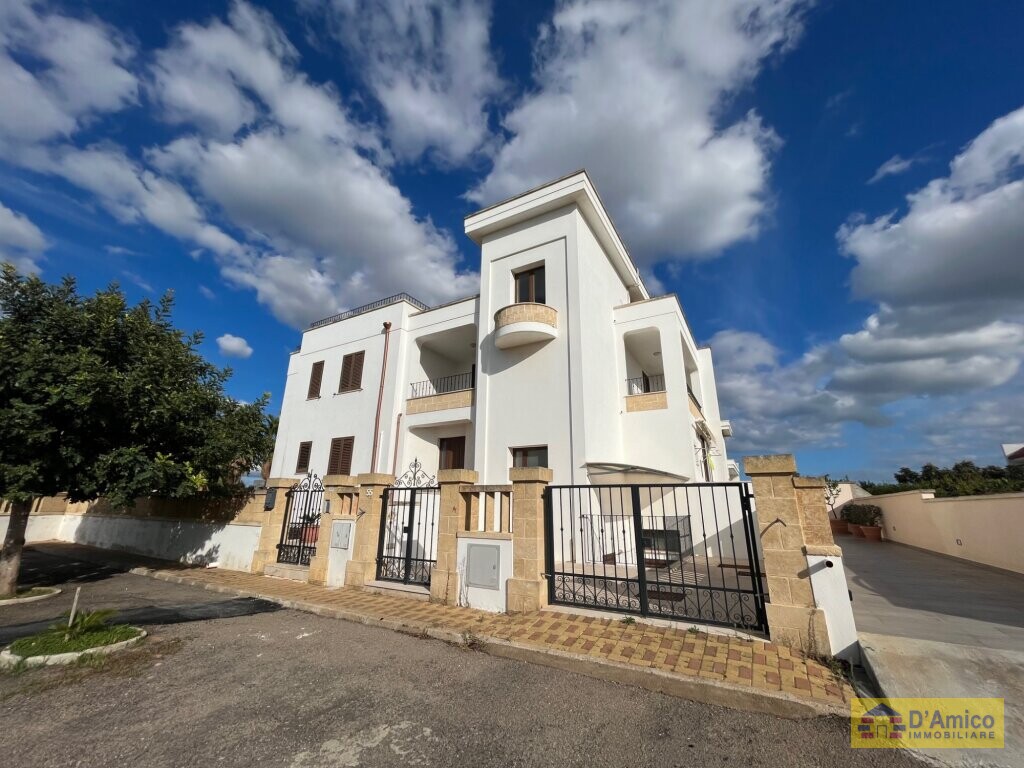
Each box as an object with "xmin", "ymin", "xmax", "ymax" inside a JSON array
[
  {"xmin": 430, "ymin": 470, "xmax": 477, "ymax": 604},
  {"xmin": 507, "ymin": 467, "xmax": 552, "ymax": 613},
  {"xmin": 307, "ymin": 475, "xmax": 358, "ymax": 586},
  {"xmin": 343, "ymin": 473, "xmax": 395, "ymax": 587},
  {"xmin": 743, "ymin": 455, "xmax": 831, "ymax": 654},
  {"xmin": 250, "ymin": 477, "xmax": 295, "ymax": 575}
]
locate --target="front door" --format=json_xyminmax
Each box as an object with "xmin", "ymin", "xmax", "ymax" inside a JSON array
[{"xmin": 439, "ymin": 436, "xmax": 466, "ymax": 470}]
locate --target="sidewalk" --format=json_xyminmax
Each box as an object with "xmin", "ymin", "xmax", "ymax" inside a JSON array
[{"xmin": 29, "ymin": 543, "xmax": 852, "ymax": 717}]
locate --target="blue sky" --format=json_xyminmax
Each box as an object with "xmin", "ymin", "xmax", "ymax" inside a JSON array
[{"xmin": 1, "ymin": 0, "xmax": 1022, "ymax": 481}]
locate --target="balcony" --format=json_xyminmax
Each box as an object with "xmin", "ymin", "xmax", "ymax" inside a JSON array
[
  {"xmin": 407, "ymin": 371, "xmax": 474, "ymax": 416},
  {"xmin": 625, "ymin": 374, "xmax": 667, "ymax": 412},
  {"xmin": 493, "ymin": 303, "xmax": 558, "ymax": 349},
  {"xmin": 687, "ymin": 386, "xmax": 704, "ymax": 420}
]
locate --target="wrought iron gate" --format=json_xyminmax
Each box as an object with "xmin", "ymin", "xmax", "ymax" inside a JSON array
[
  {"xmin": 545, "ymin": 482, "xmax": 768, "ymax": 633},
  {"xmin": 277, "ymin": 474, "xmax": 325, "ymax": 566},
  {"xmin": 376, "ymin": 460, "xmax": 441, "ymax": 586}
]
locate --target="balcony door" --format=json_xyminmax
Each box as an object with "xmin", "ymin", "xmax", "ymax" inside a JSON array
[{"xmin": 439, "ymin": 436, "xmax": 466, "ymax": 471}]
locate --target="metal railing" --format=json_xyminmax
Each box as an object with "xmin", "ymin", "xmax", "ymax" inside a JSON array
[
  {"xmin": 625, "ymin": 373, "xmax": 666, "ymax": 395},
  {"xmin": 409, "ymin": 371, "xmax": 475, "ymax": 399},
  {"xmin": 309, "ymin": 293, "xmax": 429, "ymax": 329}
]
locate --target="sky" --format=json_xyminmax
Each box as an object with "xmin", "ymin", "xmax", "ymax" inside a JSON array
[{"xmin": 1, "ymin": 0, "xmax": 1022, "ymax": 481}]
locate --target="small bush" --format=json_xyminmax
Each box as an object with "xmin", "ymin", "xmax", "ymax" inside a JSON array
[{"xmin": 842, "ymin": 504, "xmax": 882, "ymax": 527}]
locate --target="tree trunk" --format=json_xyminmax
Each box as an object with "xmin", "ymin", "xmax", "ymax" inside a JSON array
[{"xmin": 0, "ymin": 499, "xmax": 31, "ymax": 597}]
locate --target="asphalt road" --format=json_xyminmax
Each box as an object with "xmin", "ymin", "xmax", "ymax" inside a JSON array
[{"xmin": 0, "ymin": 548, "xmax": 924, "ymax": 768}]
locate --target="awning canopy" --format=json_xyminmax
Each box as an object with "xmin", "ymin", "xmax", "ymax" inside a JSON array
[{"xmin": 584, "ymin": 461, "xmax": 691, "ymax": 485}]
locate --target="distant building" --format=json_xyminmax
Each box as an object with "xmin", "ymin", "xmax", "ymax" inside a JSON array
[{"xmin": 1003, "ymin": 444, "xmax": 1024, "ymax": 467}]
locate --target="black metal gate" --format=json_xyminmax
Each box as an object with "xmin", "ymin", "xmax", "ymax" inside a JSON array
[
  {"xmin": 277, "ymin": 474, "xmax": 325, "ymax": 566},
  {"xmin": 376, "ymin": 459, "xmax": 440, "ymax": 586},
  {"xmin": 545, "ymin": 482, "xmax": 768, "ymax": 633},
  {"xmin": 376, "ymin": 486, "xmax": 441, "ymax": 585}
]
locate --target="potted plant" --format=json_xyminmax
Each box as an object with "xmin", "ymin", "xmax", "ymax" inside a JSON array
[
  {"xmin": 857, "ymin": 504, "xmax": 884, "ymax": 541},
  {"xmin": 844, "ymin": 503, "xmax": 883, "ymax": 540},
  {"xmin": 842, "ymin": 505, "xmax": 864, "ymax": 537},
  {"xmin": 824, "ymin": 477, "xmax": 847, "ymax": 536}
]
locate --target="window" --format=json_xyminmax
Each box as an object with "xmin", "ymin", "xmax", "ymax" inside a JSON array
[
  {"xmin": 514, "ymin": 265, "xmax": 545, "ymax": 304},
  {"xmin": 512, "ymin": 445, "xmax": 548, "ymax": 468},
  {"xmin": 307, "ymin": 361, "xmax": 324, "ymax": 399},
  {"xmin": 295, "ymin": 441, "xmax": 312, "ymax": 474},
  {"xmin": 327, "ymin": 436, "xmax": 354, "ymax": 475},
  {"xmin": 338, "ymin": 351, "xmax": 365, "ymax": 393},
  {"xmin": 439, "ymin": 436, "xmax": 466, "ymax": 471}
]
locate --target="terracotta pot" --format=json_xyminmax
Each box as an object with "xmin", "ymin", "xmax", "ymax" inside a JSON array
[
  {"xmin": 848, "ymin": 523, "xmax": 865, "ymax": 537},
  {"xmin": 861, "ymin": 525, "xmax": 883, "ymax": 541},
  {"xmin": 829, "ymin": 518, "xmax": 848, "ymax": 536}
]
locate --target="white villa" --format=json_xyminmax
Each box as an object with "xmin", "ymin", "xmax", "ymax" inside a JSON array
[{"xmin": 269, "ymin": 171, "xmax": 735, "ymax": 487}]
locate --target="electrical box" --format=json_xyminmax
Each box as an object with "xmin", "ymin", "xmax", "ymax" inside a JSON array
[
  {"xmin": 264, "ymin": 488, "xmax": 277, "ymax": 511},
  {"xmin": 330, "ymin": 521, "xmax": 352, "ymax": 550},
  {"xmin": 465, "ymin": 544, "xmax": 500, "ymax": 590}
]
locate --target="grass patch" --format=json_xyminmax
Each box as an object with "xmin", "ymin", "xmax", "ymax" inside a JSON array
[
  {"xmin": 0, "ymin": 587, "xmax": 56, "ymax": 601},
  {"xmin": 8, "ymin": 625, "xmax": 141, "ymax": 658}
]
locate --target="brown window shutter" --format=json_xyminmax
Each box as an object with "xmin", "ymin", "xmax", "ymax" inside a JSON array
[
  {"xmin": 339, "ymin": 436, "xmax": 354, "ymax": 475},
  {"xmin": 295, "ymin": 441, "xmax": 312, "ymax": 474},
  {"xmin": 327, "ymin": 436, "xmax": 354, "ymax": 475},
  {"xmin": 339, "ymin": 351, "xmax": 365, "ymax": 392},
  {"xmin": 307, "ymin": 361, "xmax": 324, "ymax": 399}
]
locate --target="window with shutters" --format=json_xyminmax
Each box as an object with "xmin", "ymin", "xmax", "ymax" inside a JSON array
[
  {"xmin": 307, "ymin": 361, "xmax": 324, "ymax": 399},
  {"xmin": 295, "ymin": 441, "xmax": 312, "ymax": 474},
  {"xmin": 438, "ymin": 436, "xmax": 466, "ymax": 471},
  {"xmin": 327, "ymin": 436, "xmax": 354, "ymax": 475},
  {"xmin": 338, "ymin": 351, "xmax": 365, "ymax": 393}
]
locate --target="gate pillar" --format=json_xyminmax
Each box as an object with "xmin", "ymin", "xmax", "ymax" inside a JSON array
[
  {"xmin": 743, "ymin": 455, "xmax": 833, "ymax": 655},
  {"xmin": 251, "ymin": 477, "xmax": 296, "ymax": 575},
  {"xmin": 429, "ymin": 469, "xmax": 477, "ymax": 605},
  {"xmin": 344, "ymin": 473, "xmax": 396, "ymax": 587},
  {"xmin": 507, "ymin": 467, "xmax": 553, "ymax": 613},
  {"xmin": 308, "ymin": 475, "xmax": 358, "ymax": 586}
]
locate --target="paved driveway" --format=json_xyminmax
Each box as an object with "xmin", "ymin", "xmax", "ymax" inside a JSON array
[
  {"xmin": 0, "ymin": 547, "xmax": 922, "ymax": 768},
  {"xmin": 841, "ymin": 536, "xmax": 1024, "ymax": 768}
]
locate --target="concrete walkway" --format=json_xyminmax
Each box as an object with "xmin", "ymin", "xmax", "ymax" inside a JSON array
[
  {"xmin": 841, "ymin": 536, "xmax": 1024, "ymax": 768},
  {"xmin": 26, "ymin": 543, "xmax": 851, "ymax": 716}
]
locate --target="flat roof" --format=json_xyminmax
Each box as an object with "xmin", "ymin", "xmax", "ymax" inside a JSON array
[{"xmin": 307, "ymin": 292, "xmax": 428, "ymax": 330}]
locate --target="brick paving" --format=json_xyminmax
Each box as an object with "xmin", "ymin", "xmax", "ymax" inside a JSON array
[{"xmin": 143, "ymin": 565, "xmax": 853, "ymax": 709}]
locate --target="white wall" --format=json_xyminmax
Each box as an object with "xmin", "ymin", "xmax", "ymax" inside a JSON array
[
  {"xmin": 2, "ymin": 513, "xmax": 261, "ymax": 572},
  {"xmin": 474, "ymin": 207, "xmax": 577, "ymax": 484}
]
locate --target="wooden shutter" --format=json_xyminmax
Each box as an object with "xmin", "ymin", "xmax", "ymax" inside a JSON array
[
  {"xmin": 327, "ymin": 436, "xmax": 354, "ymax": 475},
  {"xmin": 295, "ymin": 441, "xmax": 312, "ymax": 474},
  {"xmin": 307, "ymin": 361, "xmax": 324, "ymax": 399},
  {"xmin": 339, "ymin": 351, "xmax": 365, "ymax": 392}
]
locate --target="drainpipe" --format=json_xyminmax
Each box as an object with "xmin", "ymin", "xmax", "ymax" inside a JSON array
[
  {"xmin": 370, "ymin": 321, "xmax": 392, "ymax": 474},
  {"xmin": 391, "ymin": 413, "xmax": 402, "ymax": 475}
]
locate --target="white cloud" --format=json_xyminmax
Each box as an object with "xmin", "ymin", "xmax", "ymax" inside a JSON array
[
  {"xmin": 305, "ymin": 0, "xmax": 503, "ymax": 164},
  {"xmin": 217, "ymin": 333, "xmax": 253, "ymax": 359},
  {"xmin": 0, "ymin": 200, "xmax": 48, "ymax": 273},
  {"xmin": 470, "ymin": 0, "xmax": 810, "ymax": 261},
  {"xmin": 198, "ymin": 284, "xmax": 216, "ymax": 300},
  {"xmin": 867, "ymin": 154, "xmax": 916, "ymax": 184},
  {"xmin": 0, "ymin": 0, "xmax": 137, "ymax": 147},
  {"xmin": 718, "ymin": 105, "xmax": 1024, "ymax": 453}
]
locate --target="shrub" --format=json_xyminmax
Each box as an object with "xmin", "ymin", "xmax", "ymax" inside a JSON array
[{"xmin": 842, "ymin": 503, "xmax": 882, "ymax": 527}]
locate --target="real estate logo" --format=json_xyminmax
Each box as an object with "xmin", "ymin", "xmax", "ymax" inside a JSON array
[{"xmin": 850, "ymin": 698, "xmax": 1003, "ymax": 749}]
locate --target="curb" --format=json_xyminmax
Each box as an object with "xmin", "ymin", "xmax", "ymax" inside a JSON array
[
  {"xmin": 141, "ymin": 568, "xmax": 844, "ymax": 718},
  {"xmin": 0, "ymin": 629, "xmax": 147, "ymax": 669},
  {"xmin": 0, "ymin": 587, "xmax": 62, "ymax": 606}
]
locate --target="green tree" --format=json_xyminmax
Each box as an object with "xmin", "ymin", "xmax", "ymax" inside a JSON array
[{"xmin": 0, "ymin": 266, "xmax": 274, "ymax": 596}]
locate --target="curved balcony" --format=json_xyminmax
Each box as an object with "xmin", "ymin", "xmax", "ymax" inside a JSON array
[{"xmin": 493, "ymin": 303, "xmax": 558, "ymax": 349}]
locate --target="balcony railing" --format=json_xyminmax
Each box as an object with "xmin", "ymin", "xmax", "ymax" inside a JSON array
[
  {"xmin": 625, "ymin": 373, "xmax": 666, "ymax": 395},
  {"xmin": 409, "ymin": 371, "xmax": 475, "ymax": 399},
  {"xmin": 687, "ymin": 385, "xmax": 703, "ymax": 411}
]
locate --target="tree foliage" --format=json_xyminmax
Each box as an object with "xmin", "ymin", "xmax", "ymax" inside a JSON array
[
  {"xmin": 861, "ymin": 460, "xmax": 1024, "ymax": 498},
  {"xmin": 0, "ymin": 265, "xmax": 275, "ymax": 508}
]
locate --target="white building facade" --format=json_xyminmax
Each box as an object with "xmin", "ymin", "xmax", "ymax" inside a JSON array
[{"xmin": 269, "ymin": 171, "xmax": 735, "ymax": 487}]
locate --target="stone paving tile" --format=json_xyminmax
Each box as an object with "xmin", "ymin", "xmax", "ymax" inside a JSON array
[{"xmin": 150, "ymin": 566, "xmax": 853, "ymax": 708}]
